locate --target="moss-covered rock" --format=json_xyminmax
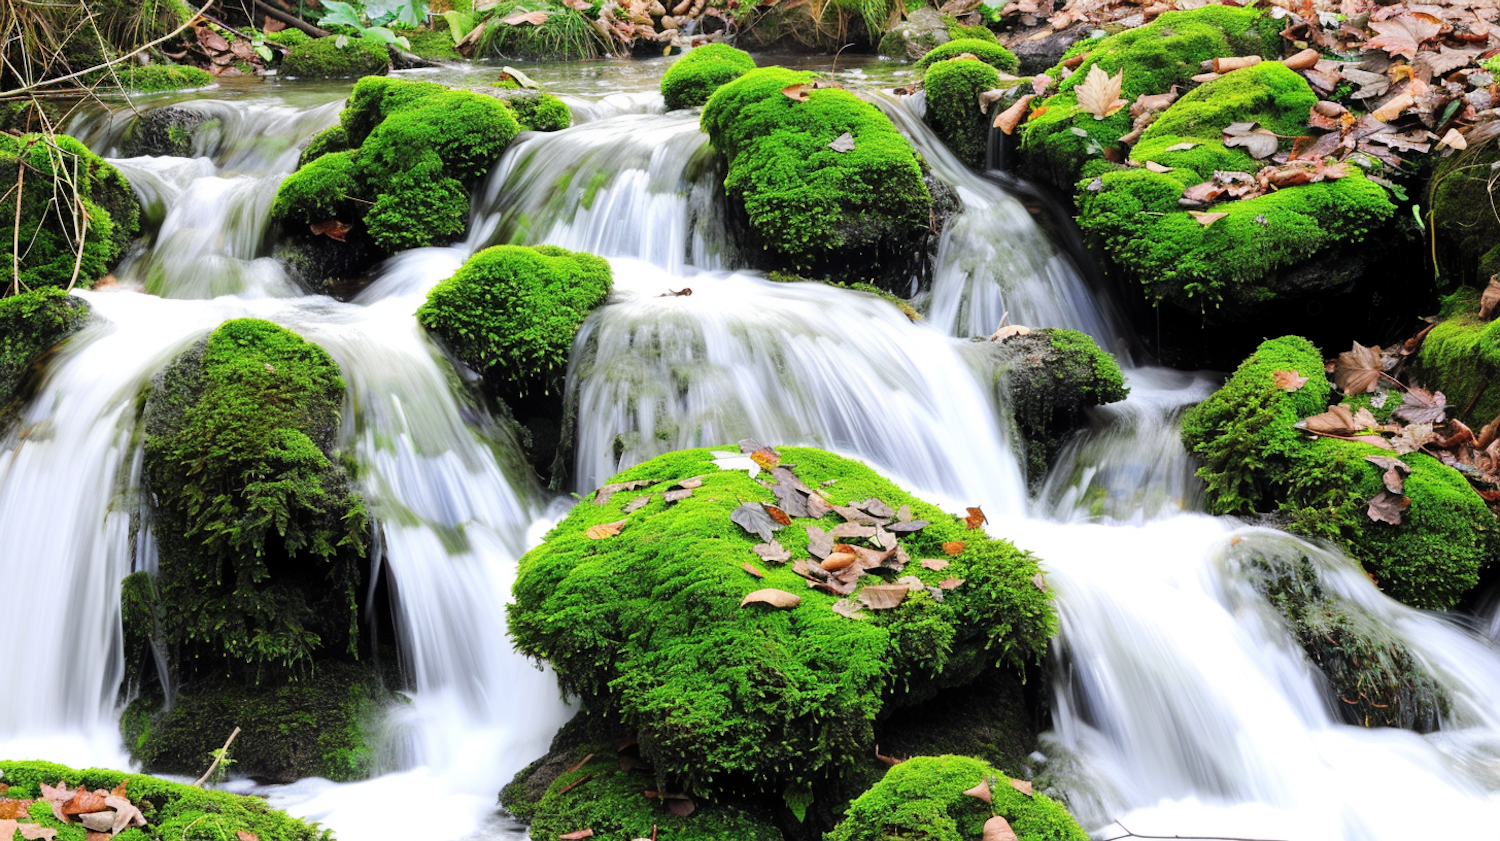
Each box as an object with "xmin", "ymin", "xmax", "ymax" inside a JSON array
[
  {"xmin": 701, "ymin": 67, "xmax": 933, "ymax": 284},
  {"xmin": 1428, "ymin": 137, "xmax": 1500, "ymax": 285},
  {"xmin": 661, "ymin": 44, "xmax": 757, "ymax": 110},
  {"xmin": 924, "ymin": 58, "xmax": 1002, "ymax": 169},
  {"xmin": 505, "ymin": 91, "xmax": 573, "ymax": 131},
  {"xmin": 913, "ymin": 38, "xmax": 1019, "ymax": 73},
  {"xmin": 114, "ymin": 63, "xmax": 215, "ymax": 92},
  {"xmin": 877, "ymin": 6, "xmax": 952, "ymax": 61},
  {"xmin": 120, "ymin": 662, "xmax": 389, "ymax": 783},
  {"xmin": 1408, "ymin": 298, "xmax": 1500, "ymax": 429},
  {"xmin": 297, "ymin": 124, "xmax": 349, "ymax": 168},
  {"xmin": 0, "ymin": 760, "xmax": 330, "ymax": 841},
  {"xmin": 509, "ymin": 447, "xmax": 1057, "ymax": 796},
  {"xmin": 827, "ymin": 755, "xmax": 1087, "ymax": 841},
  {"xmin": 0, "ymin": 133, "xmax": 141, "ymax": 291},
  {"xmin": 142, "ymin": 319, "xmax": 369, "ymax": 680},
  {"xmin": 1182, "ymin": 336, "xmax": 1497, "ymax": 609},
  {"xmin": 0, "ymin": 288, "xmax": 91, "ymax": 428},
  {"xmin": 121, "ymin": 106, "xmax": 217, "ymax": 158},
  {"xmin": 281, "ymin": 35, "xmax": 391, "ymax": 79}
]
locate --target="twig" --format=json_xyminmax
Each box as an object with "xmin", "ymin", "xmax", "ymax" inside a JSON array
[
  {"xmin": 253, "ymin": 0, "xmax": 330, "ymax": 38},
  {"xmin": 1098, "ymin": 820, "xmax": 1291, "ymax": 841},
  {"xmin": 0, "ymin": 0, "xmax": 216, "ymax": 100},
  {"xmin": 192, "ymin": 726, "xmax": 241, "ymax": 787},
  {"xmin": 64, "ymin": 150, "xmax": 87, "ymax": 291},
  {"xmin": 10, "ymin": 158, "xmax": 22, "ymax": 297}
]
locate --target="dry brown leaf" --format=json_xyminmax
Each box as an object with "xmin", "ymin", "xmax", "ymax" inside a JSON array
[
  {"xmin": 827, "ymin": 132, "xmax": 855, "ymax": 153},
  {"xmin": 832, "ymin": 598, "xmax": 866, "ymax": 619},
  {"xmin": 920, "ymin": 558, "xmax": 950, "ymax": 571},
  {"xmin": 782, "ymin": 84, "xmax": 810, "ymax": 102},
  {"xmin": 763, "ymin": 504, "xmax": 793, "ymax": 525},
  {"xmin": 61, "ymin": 789, "xmax": 106, "ymax": 818},
  {"xmin": 1222, "ymin": 121, "xmax": 1279, "ymax": 159},
  {"xmin": 1189, "ymin": 211, "xmax": 1228, "ymax": 227},
  {"xmin": 1371, "ymin": 91, "xmax": 1416, "ymax": 123},
  {"xmin": 559, "ymin": 831, "xmax": 595, "ymax": 840},
  {"xmin": 1366, "ymin": 15, "xmax": 1441, "ymax": 60},
  {"xmin": 1301, "ymin": 404, "xmax": 1358, "ymax": 435},
  {"xmin": 964, "ymin": 506, "xmax": 986, "ymax": 529},
  {"xmin": 237, "ymin": 832, "xmax": 259, "ymax": 841},
  {"xmin": 585, "ymin": 520, "xmax": 625, "ymax": 540},
  {"xmin": 983, "ymin": 816, "xmax": 1020, "ymax": 841},
  {"xmin": 1394, "ymin": 387, "xmax": 1448, "ymax": 425},
  {"xmin": 743, "ymin": 563, "xmax": 764, "ymax": 578},
  {"xmin": 663, "ymin": 488, "xmax": 693, "ymax": 504},
  {"xmin": 753, "ymin": 541, "xmax": 791, "ymax": 563},
  {"xmin": 874, "ymin": 745, "xmax": 903, "ymax": 766},
  {"xmin": 1367, "ymin": 489, "xmax": 1411, "ymax": 524},
  {"xmin": 1392, "ymin": 422, "xmax": 1436, "ymax": 454},
  {"xmin": 1480, "ymin": 275, "xmax": 1500, "ymax": 321},
  {"xmin": 77, "ymin": 813, "xmax": 113, "ymax": 833},
  {"xmin": 857, "ymin": 584, "xmax": 909, "ymax": 609},
  {"xmin": 943, "ymin": 541, "xmax": 965, "ymax": 556},
  {"xmin": 622, "ymin": 496, "xmax": 650, "ymax": 514},
  {"xmin": 820, "ymin": 552, "xmax": 856, "ymax": 571},
  {"xmin": 1281, "ymin": 48, "xmax": 1321, "ymax": 71},
  {"xmin": 105, "ymin": 796, "xmax": 145, "ymax": 833},
  {"xmin": 740, "ymin": 588, "xmax": 801, "ymax": 609},
  {"xmin": 993, "ymin": 94, "xmax": 1036, "ymax": 134},
  {"xmin": 108, "ymin": 783, "xmax": 126, "ymax": 800},
  {"xmin": 1212, "ymin": 55, "xmax": 1262, "ymax": 73},
  {"xmin": 962, "ymin": 778, "xmax": 992, "ymax": 803},
  {"xmin": 1009, "ymin": 778, "xmax": 1034, "ymax": 796},
  {"xmin": 1144, "ymin": 160, "xmax": 1173, "ymax": 173},
  {"xmin": 501, "ymin": 9, "xmax": 550, "ymax": 24},
  {"xmin": 19, "ymin": 825, "xmax": 57, "ymax": 841},
  {"xmin": 1439, "ymin": 128, "xmax": 1468, "ymax": 151},
  {"xmin": 1333, "ymin": 342, "xmax": 1384, "ymax": 395},
  {"xmin": 309, "ymin": 220, "xmax": 351, "ymax": 242},
  {"xmin": 1075, "ymin": 65, "xmax": 1127, "ymax": 119},
  {"xmin": 1163, "ymin": 141, "xmax": 1198, "ymax": 152},
  {"xmin": 1272, "ymin": 370, "xmax": 1309, "ymax": 391},
  {"xmin": 678, "ymin": 476, "xmax": 704, "ymax": 489},
  {"xmin": 938, "ymin": 577, "xmax": 965, "ymax": 589}
]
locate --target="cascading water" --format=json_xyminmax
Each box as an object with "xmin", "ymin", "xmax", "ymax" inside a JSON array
[{"xmin": 4, "ymin": 63, "xmax": 1500, "ymax": 841}]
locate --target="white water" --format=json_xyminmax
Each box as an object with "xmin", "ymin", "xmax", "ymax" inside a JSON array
[{"xmin": 3, "ymin": 74, "xmax": 1500, "ymax": 841}]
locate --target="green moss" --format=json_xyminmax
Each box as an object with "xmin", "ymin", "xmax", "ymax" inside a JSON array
[
  {"xmin": 509, "ymin": 447, "xmax": 1056, "ymax": 795},
  {"xmin": 340, "ymin": 76, "xmax": 448, "ymax": 146},
  {"xmin": 392, "ymin": 25, "xmax": 463, "ymax": 59},
  {"xmin": 281, "ymin": 36, "xmax": 390, "ymax": 79},
  {"xmin": 417, "ymin": 244, "xmax": 611, "ymax": 397},
  {"xmin": 364, "ymin": 178, "xmax": 470, "ymax": 252},
  {"xmin": 827, "ymin": 756, "xmax": 1086, "ymax": 841},
  {"xmin": 120, "ymin": 662, "xmax": 388, "ymax": 783},
  {"xmin": 924, "ymin": 58, "xmax": 1001, "ymax": 169},
  {"xmin": 1410, "ymin": 310, "xmax": 1500, "ymax": 427},
  {"xmin": 701, "ymin": 67, "xmax": 932, "ymax": 281},
  {"xmin": 504, "ymin": 92, "xmax": 573, "ymax": 132},
  {"xmin": 0, "ymin": 288, "xmax": 90, "ymax": 428},
  {"xmin": 1429, "ymin": 139, "xmax": 1500, "ymax": 284},
  {"xmin": 113, "ymin": 63, "xmax": 214, "ymax": 92},
  {"xmin": 913, "ymin": 39, "xmax": 1019, "ymax": 73},
  {"xmin": 0, "ymin": 133, "xmax": 141, "ymax": 291},
  {"xmin": 1141, "ymin": 61, "xmax": 1314, "ymax": 146},
  {"xmin": 0, "ymin": 760, "xmax": 331, "ymax": 841},
  {"xmin": 274, "ymin": 149, "xmax": 365, "ymax": 222},
  {"xmin": 1019, "ymin": 6, "xmax": 1269, "ymax": 187},
  {"xmin": 662, "ymin": 44, "xmax": 758, "ymax": 111},
  {"xmin": 142, "ymin": 319, "xmax": 368, "ymax": 680},
  {"xmin": 946, "ymin": 21, "xmax": 998, "ymax": 43},
  {"xmin": 298, "ymin": 124, "xmax": 349, "ymax": 168},
  {"xmin": 477, "ymin": 0, "xmax": 611, "ymax": 60},
  {"xmin": 264, "ymin": 28, "xmax": 312, "ymax": 48}
]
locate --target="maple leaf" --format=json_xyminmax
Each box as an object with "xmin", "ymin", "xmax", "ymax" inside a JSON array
[
  {"xmin": 1393, "ymin": 387, "xmax": 1447, "ymax": 425},
  {"xmin": 1367, "ymin": 489, "xmax": 1411, "ymax": 524},
  {"xmin": 1332, "ymin": 342, "xmax": 1384, "ymax": 395},
  {"xmin": 1075, "ymin": 65, "xmax": 1127, "ymax": 120},
  {"xmin": 1272, "ymin": 370, "xmax": 1310, "ymax": 391},
  {"xmin": 1392, "ymin": 422, "xmax": 1436, "ymax": 454},
  {"xmin": 1222, "ymin": 122, "xmax": 1279, "ymax": 159},
  {"xmin": 1365, "ymin": 15, "xmax": 1442, "ymax": 60}
]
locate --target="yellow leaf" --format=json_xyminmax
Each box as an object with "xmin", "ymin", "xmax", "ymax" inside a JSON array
[{"xmin": 1075, "ymin": 65, "xmax": 1127, "ymax": 120}]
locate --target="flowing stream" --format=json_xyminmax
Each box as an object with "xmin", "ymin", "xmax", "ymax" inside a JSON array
[{"xmin": 2, "ymin": 66, "xmax": 1499, "ymax": 841}]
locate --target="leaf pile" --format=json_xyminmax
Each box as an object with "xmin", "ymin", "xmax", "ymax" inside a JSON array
[{"xmin": 0, "ymin": 779, "xmax": 148, "ymax": 841}]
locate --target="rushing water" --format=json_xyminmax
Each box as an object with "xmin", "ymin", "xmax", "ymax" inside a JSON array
[{"xmin": 2, "ymin": 65, "xmax": 1499, "ymax": 841}]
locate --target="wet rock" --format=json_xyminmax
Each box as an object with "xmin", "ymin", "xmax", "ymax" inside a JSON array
[
  {"xmin": 120, "ymin": 106, "xmax": 214, "ymax": 158},
  {"xmin": 877, "ymin": 7, "xmax": 951, "ymax": 61}
]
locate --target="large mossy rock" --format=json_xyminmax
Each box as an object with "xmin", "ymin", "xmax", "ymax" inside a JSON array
[
  {"xmin": 142, "ymin": 319, "xmax": 369, "ymax": 680},
  {"xmin": 0, "ymin": 760, "xmax": 330, "ymax": 841},
  {"xmin": 120, "ymin": 106, "xmax": 218, "ymax": 158},
  {"xmin": 924, "ymin": 57, "xmax": 1003, "ymax": 169},
  {"xmin": 827, "ymin": 755, "xmax": 1087, "ymax": 841},
  {"xmin": 1428, "ymin": 137, "xmax": 1500, "ymax": 285},
  {"xmin": 509, "ymin": 446, "xmax": 1056, "ymax": 797},
  {"xmin": 700, "ymin": 67, "xmax": 934, "ymax": 286},
  {"xmin": 661, "ymin": 43, "xmax": 756, "ymax": 111},
  {"xmin": 0, "ymin": 288, "xmax": 91, "ymax": 428},
  {"xmin": 1408, "ymin": 292, "xmax": 1500, "ymax": 429},
  {"xmin": 281, "ymin": 35, "xmax": 391, "ymax": 79},
  {"xmin": 0, "ymin": 133, "xmax": 141, "ymax": 291},
  {"xmin": 120, "ymin": 662, "xmax": 389, "ymax": 783},
  {"xmin": 1181, "ymin": 336, "xmax": 1497, "ymax": 609}
]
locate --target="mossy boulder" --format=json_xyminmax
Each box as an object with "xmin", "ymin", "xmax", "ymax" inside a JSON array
[
  {"xmin": 0, "ymin": 133, "xmax": 141, "ymax": 291},
  {"xmin": 1019, "ymin": 6, "xmax": 1276, "ymax": 187},
  {"xmin": 877, "ymin": 6, "xmax": 952, "ymax": 61},
  {"xmin": 0, "ymin": 288, "xmax": 91, "ymax": 428},
  {"xmin": 281, "ymin": 35, "xmax": 391, "ymax": 79},
  {"xmin": 471, "ymin": 83, "xmax": 574, "ymax": 132},
  {"xmin": 119, "ymin": 662, "xmax": 389, "ymax": 783},
  {"xmin": 1181, "ymin": 336, "xmax": 1497, "ymax": 609},
  {"xmin": 297, "ymin": 124, "xmax": 349, "ymax": 168},
  {"xmin": 115, "ymin": 63, "xmax": 215, "ymax": 92},
  {"xmin": 701, "ymin": 67, "xmax": 934, "ymax": 285},
  {"xmin": 974, "ymin": 329, "xmax": 1129, "ymax": 490},
  {"xmin": 1408, "ymin": 296, "xmax": 1500, "ymax": 429},
  {"xmin": 661, "ymin": 43, "xmax": 757, "ymax": 111},
  {"xmin": 0, "ymin": 761, "xmax": 330, "ymax": 841},
  {"xmin": 142, "ymin": 319, "xmax": 369, "ymax": 680},
  {"xmin": 913, "ymin": 38, "xmax": 1019, "ymax": 73},
  {"xmin": 1428, "ymin": 137, "xmax": 1500, "ymax": 284},
  {"xmin": 827, "ymin": 755, "xmax": 1087, "ymax": 841},
  {"xmin": 121, "ymin": 106, "xmax": 217, "ymax": 158},
  {"xmin": 509, "ymin": 447, "xmax": 1057, "ymax": 796},
  {"xmin": 924, "ymin": 57, "xmax": 1006, "ymax": 169}
]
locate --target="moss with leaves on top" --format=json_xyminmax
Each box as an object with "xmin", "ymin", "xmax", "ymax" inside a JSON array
[
  {"xmin": 661, "ymin": 44, "xmax": 757, "ymax": 110},
  {"xmin": 509, "ymin": 447, "xmax": 1056, "ymax": 797},
  {"xmin": 914, "ymin": 38, "xmax": 1019, "ymax": 73},
  {"xmin": 476, "ymin": 0, "xmax": 612, "ymax": 60},
  {"xmin": 701, "ymin": 67, "xmax": 933, "ymax": 283},
  {"xmin": 923, "ymin": 58, "xmax": 1001, "ymax": 169},
  {"xmin": 0, "ymin": 760, "xmax": 331, "ymax": 841},
  {"xmin": 142, "ymin": 319, "xmax": 368, "ymax": 681},
  {"xmin": 281, "ymin": 35, "xmax": 391, "ymax": 79},
  {"xmin": 827, "ymin": 755, "xmax": 1087, "ymax": 841},
  {"xmin": 0, "ymin": 288, "xmax": 90, "ymax": 428}
]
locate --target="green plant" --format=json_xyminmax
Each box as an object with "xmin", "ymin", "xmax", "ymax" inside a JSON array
[
  {"xmin": 661, "ymin": 43, "xmax": 756, "ymax": 111},
  {"xmin": 280, "ymin": 35, "xmax": 392, "ymax": 79},
  {"xmin": 475, "ymin": 0, "xmax": 612, "ymax": 61},
  {"xmin": 317, "ymin": 0, "xmax": 429, "ymax": 48},
  {"xmin": 913, "ymin": 38, "xmax": 1018, "ymax": 73},
  {"xmin": 0, "ymin": 287, "xmax": 89, "ymax": 427}
]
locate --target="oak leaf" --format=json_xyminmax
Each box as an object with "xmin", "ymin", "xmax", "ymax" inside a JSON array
[
  {"xmin": 740, "ymin": 588, "xmax": 801, "ymax": 609},
  {"xmin": 1075, "ymin": 65, "xmax": 1127, "ymax": 119}
]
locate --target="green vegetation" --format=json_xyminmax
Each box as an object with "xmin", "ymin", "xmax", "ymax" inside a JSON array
[
  {"xmin": 416, "ymin": 244, "xmax": 611, "ymax": 397},
  {"xmin": 503, "ymin": 92, "xmax": 573, "ymax": 132},
  {"xmin": 0, "ymin": 288, "xmax": 90, "ymax": 427},
  {"xmin": 1428, "ymin": 138, "xmax": 1500, "ymax": 284},
  {"xmin": 0, "ymin": 133, "xmax": 141, "ymax": 291},
  {"xmin": 1410, "ymin": 305, "xmax": 1500, "ymax": 428},
  {"xmin": 142, "ymin": 319, "xmax": 368, "ymax": 680},
  {"xmin": 661, "ymin": 44, "xmax": 757, "ymax": 110},
  {"xmin": 0, "ymin": 760, "xmax": 331, "ymax": 841},
  {"xmin": 281, "ymin": 35, "xmax": 391, "ymax": 79},
  {"xmin": 913, "ymin": 38, "xmax": 1019, "ymax": 73},
  {"xmin": 827, "ymin": 756, "xmax": 1087, "ymax": 841},
  {"xmin": 509, "ymin": 447, "xmax": 1056, "ymax": 795},
  {"xmin": 1182, "ymin": 336, "xmax": 1496, "ymax": 609},
  {"xmin": 114, "ymin": 64, "xmax": 214, "ymax": 92},
  {"xmin": 298, "ymin": 124, "xmax": 349, "ymax": 168},
  {"xmin": 700, "ymin": 67, "xmax": 932, "ymax": 281},
  {"xmin": 476, "ymin": 0, "xmax": 612, "ymax": 61},
  {"xmin": 923, "ymin": 58, "xmax": 1001, "ymax": 169},
  {"xmin": 120, "ymin": 662, "xmax": 388, "ymax": 782},
  {"xmin": 0, "ymin": 0, "xmax": 195, "ymax": 90}
]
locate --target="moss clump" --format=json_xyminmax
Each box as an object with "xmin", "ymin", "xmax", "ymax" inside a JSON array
[
  {"xmin": 1428, "ymin": 138, "xmax": 1500, "ymax": 285},
  {"xmin": 273, "ymin": 77, "xmax": 519, "ymax": 257},
  {"xmin": 1182, "ymin": 336, "xmax": 1496, "ymax": 609},
  {"xmin": 0, "ymin": 288, "xmax": 90, "ymax": 427},
  {"xmin": 701, "ymin": 67, "xmax": 933, "ymax": 282},
  {"xmin": 979, "ymin": 329, "xmax": 1129, "ymax": 489},
  {"xmin": 417, "ymin": 244, "xmax": 611, "ymax": 397},
  {"xmin": 264, "ymin": 28, "xmax": 312, "ymax": 48},
  {"xmin": 0, "ymin": 133, "xmax": 141, "ymax": 291},
  {"xmin": 0, "ymin": 760, "xmax": 330, "ymax": 841},
  {"xmin": 1409, "ymin": 308, "xmax": 1500, "ymax": 428},
  {"xmin": 924, "ymin": 58, "xmax": 1001, "ymax": 169},
  {"xmin": 120, "ymin": 662, "xmax": 388, "ymax": 783},
  {"xmin": 1019, "ymin": 6, "xmax": 1270, "ymax": 187},
  {"xmin": 502, "ymin": 92, "xmax": 573, "ymax": 132},
  {"xmin": 661, "ymin": 44, "xmax": 757, "ymax": 110},
  {"xmin": 298, "ymin": 124, "xmax": 349, "ymax": 168},
  {"xmin": 509, "ymin": 447, "xmax": 1056, "ymax": 796},
  {"xmin": 827, "ymin": 756, "xmax": 1086, "ymax": 841},
  {"xmin": 281, "ymin": 35, "xmax": 390, "ymax": 79},
  {"xmin": 476, "ymin": 0, "xmax": 611, "ymax": 60},
  {"xmin": 142, "ymin": 319, "xmax": 368, "ymax": 680},
  {"xmin": 114, "ymin": 63, "xmax": 214, "ymax": 92},
  {"xmin": 392, "ymin": 26, "xmax": 463, "ymax": 60},
  {"xmin": 913, "ymin": 38, "xmax": 1019, "ymax": 73}
]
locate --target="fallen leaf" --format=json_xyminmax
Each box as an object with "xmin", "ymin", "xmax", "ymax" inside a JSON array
[
  {"xmin": 1352, "ymin": 406, "xmax": 1380, "ymax": 430},
  {"xmin": 855, "ymin": 498, "xmax": 896, "ymax": 519},
  {"xmin": 196, "ymin": 26, "xmax": 230, "ymax": 52},
  {"xmin": 806, "ymin": 526, "xmax": 833, "ymax": 559},
  {"xmin": 874, "ymin": 745, "xmax": 903, "ymax": 765},
  {"xmin": 594, "ymin": 479, "xmax": 652, "ymax": 504},
  {"xmin": 1144, "ymin": 160, "xmax": 1173, "ymax": 173},
  {"xmin": 1009, "ymin": 778, "xmax": 1034, "ymax": 796},
  {"xmin": 832, "ymin": 598, "xmax": 867, "ymax": 619},
  {"xmin": 1392, "ymin": 423, "xmax": 1436, "ymax": 454},
  {"xmin": 782, "ymin": 83, "xmax": 810, "ymax": 102},
  {"xmin": 1333, "ymin": 342, "xmax": 1384, "ymax": 395},
  {"xmin": 1367, "ymin": 489, "xmax": 1411, "ymax": 525},
  {"xmin": 1075, "ymin": 64, "xmax": 1127, "ymax": 119},
  {"xmin": 677, "ymin": 476, "xmax": 704, "ymax": 489},
  {"xmin": 61, "ymin": 789, "xmax": 106, "ymax": 818},
  {"xmin": 663, "ymin": 488, "xmax": 693, "ymax": 504},
  {"xmin": 942, "ymin": 541, "xmax": 965, "ymax": 556},
  {"xmin": 993, "ymin": 94, "xmax": 1035, "ymax": 134},
  {"xmin": 1481, "ymin": 276, "xmax": 1500, "ymax": 321},
  {"xmin": 963, "ymin": 778, "xmax": 992, "ymax": 803},
  {"xmin": 19, "ymin": 825, "xmax": 57, "ymax": 841},
  {"xmin": 743, "ymin": 563, "xmax": 764, "ymax": 578},
  {"xmin": 585, "ymin": 520, "xmax": 625, "ymax": 540},
  {"xmin": 623, "ymin": 496, "xmax": 650, "ymax": 513},
  {"xmin": 1300, "ymin": 404, "xmax": 1358, "ymax": 435},
  {"xmin": 1222, "ymin": 121, "xmax": 1279, "ymax": 159},
  {"xmin": 1031, "ymin": 571, "xmax": 1047, "ymax": 591},
  {"xmin": 888, "ymin": 519, "xmax": 930, "ymax": 534},
  {"xmin": 78, "ymin": 813, "xmax": 114, "ymax": 833},
  {"xmin": 741, "ymin": 588, "xmax": 801, "ymax": 609},
  {"xmin": 828, "ymin": 132, "xmax": 855, "ymax": 152},
  {"xmin": 1439, "ymin": 127, "xmax": 1468, "ymax": 151},
  {"xmin": 1273, "ymin": 370, "xmax": 1309, "ymax": 391},
  {"xmin": 920, "ymin": 558, "xmax": 950, "ymax": 571},
  {"xmin": 558, "ymin": 831, "xmax": 594, "ymax": 840},
  {"xmin": 763, "ymin": 504, "xmax": 793, "ymax": 525},
  {"xmin": 1371, "ymin": 91, "xmax": 1416, "ymax": 123},
  {"xmin": 1163, "ymin": 141, "xmax": 1199, "ymax": 152},
  {"xmin": 1393, "ymin": 387, "xmax": 1447, "ymax": 425},
  {"xmin": 310, "ymin": 220, "xmax": 351, "ymax": 241},
  {"xmin": 964, "ymin": 506, "xmax": 986, "ymax": 529},
  {"xmin": 857, "ymin": 584, "xmax": 909, "ymax": 609},
  {"xmin": 749, "ymin": 446, "xmax": 781, "ymax": 471},
  {"xmin": 1189, "ymin": 211, "xmax": 1228, "ymax": 227},
  {"xmin": 501, "ymin": 9, "xmax": 550, "ymax": 25},
  {"xmin": 105, "ymin": 796, "xmax": 145, "ymax": 833},
  {"xmin": 732, "ymin": 502, "xmax": 783, "ymax": 543},
  {"xmin": 753, "ymin": 541, "xmax": 791, "ymax": 563},
  {"xmin": 983, "ymin": 816, "xmax": 1020, "ymax": 841},
  {"xmin": 1366, "ymin": 14, "xmax": 1441, "ymax": 60},
  {"xmin": 938, "ymin": 577, "xmax": 965, "ymax": 589}
]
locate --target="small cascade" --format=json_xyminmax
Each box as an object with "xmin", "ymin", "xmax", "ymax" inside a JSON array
[{"xmin": 568, "ymin": 258, "xmax": 1027, "ymax": 512}]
